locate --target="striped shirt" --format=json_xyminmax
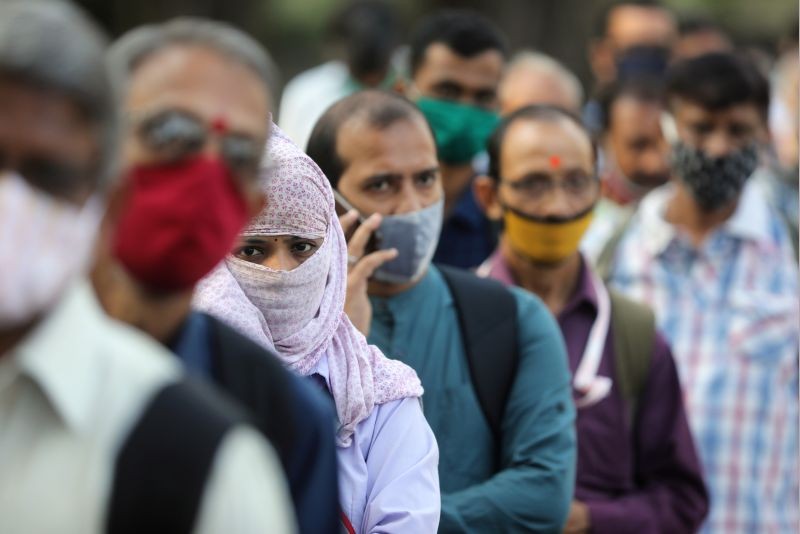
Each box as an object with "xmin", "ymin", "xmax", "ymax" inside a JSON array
[{"xmin": 606, "ymin": 181, "xmax": 799, "ymax": 534}]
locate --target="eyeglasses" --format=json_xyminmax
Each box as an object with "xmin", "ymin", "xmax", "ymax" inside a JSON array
[
  {"xmin": 132, "ymin": 109, "xmax": 264, "ymax": 180},
  {"xmin": 501, "ymin": 171, "xmax": 597, "ymax": 202}
]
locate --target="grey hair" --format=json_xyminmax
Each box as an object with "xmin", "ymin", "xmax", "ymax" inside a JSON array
[
  {"xmin": 0, "ymin": 0, "xmax": 118, "ymax": 191},
  {"xmin": 108, "ymin": 17, "xmax": 279, "ymax": 105},
  {"xmin": 505, "ymin": 50, "xmax": 584, "ymax": 110}
]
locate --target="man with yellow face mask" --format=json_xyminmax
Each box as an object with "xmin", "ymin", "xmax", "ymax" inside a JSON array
[{"xmin": 474, "ymin": 105, "xmax": 708, "ymax": 534}]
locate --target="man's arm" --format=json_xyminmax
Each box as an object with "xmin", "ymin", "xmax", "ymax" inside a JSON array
[
  {"xmin": 584, "ymin": 336, "xmax": 709, "ymax": 533},
  {"xmin": 440, "ymin": 288, "xmax": 576, "ymax": 533}
]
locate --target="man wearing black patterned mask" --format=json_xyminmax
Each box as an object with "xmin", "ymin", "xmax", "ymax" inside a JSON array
[
  {"xmin": 603, "ymin": 52, "xmax": 799, "ymax": 534},
  {"xmin": 665, "ymin": 53, "xmax": 764, "ymax": 238}
]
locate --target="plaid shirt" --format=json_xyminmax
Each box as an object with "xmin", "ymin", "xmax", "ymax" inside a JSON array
[{"xmin": 607, "ymin": 181, "xmax": 799, "ymax": 534}]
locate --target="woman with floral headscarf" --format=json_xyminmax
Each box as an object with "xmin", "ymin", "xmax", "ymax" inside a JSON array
[{"xmin": 194, "ymin": 126, "xmax": 440, "ymax": 533}]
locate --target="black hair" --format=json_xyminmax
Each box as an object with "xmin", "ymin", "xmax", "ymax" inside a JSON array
[
  {"xmin": 306, "ymin": 90, "xmax": 430, "ymax": 189},
  {"xmin": 666, "ymin": 52, "xmax": 769, "ymax": 119},
  {"xmin": 598, "ymin": 76, "xmax": 665, "ymax": 132},
  {"xmin": 328, "ymin": 0, "xmax": 398, "ymax": 80},
  {"xmin": 409, "ymin": 9, "xmax": 508, "ymax": 76},
  {"xmin": 678, "ymin": 15, "xmax": 726, "ymax": 37},
  {"xmin": 593, "ymin": 0, "xmax": 668, "ymax": 40},
  {"xmin": 486, "ymin": 104, "xmax": 595, "ymax": 182}
]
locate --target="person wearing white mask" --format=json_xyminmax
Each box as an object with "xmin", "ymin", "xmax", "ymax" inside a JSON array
[{"xmin": 0, "ymin": 2, "xmax": 294, "ymax": 533}]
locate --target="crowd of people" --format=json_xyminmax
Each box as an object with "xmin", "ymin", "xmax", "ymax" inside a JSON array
[{"xmin": 0, "ymin": 0, "xmax": 797, "ymax": 533}]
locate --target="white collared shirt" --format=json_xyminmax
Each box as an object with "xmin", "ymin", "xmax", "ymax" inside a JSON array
[
  {"xmin": 608, "ymin": 181, "xmax": 799, "ymax": 534},
  {"xmin": 0, "ymin": 281, "xmax": 295, "ymax": 534}
]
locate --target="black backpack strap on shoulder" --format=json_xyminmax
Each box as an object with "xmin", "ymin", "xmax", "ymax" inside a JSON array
[
  {"xmin": 438, "ymin": 265, "xmax": 519, "ymax": 443},
  {"xmin": 107, "ymin": 379, "xmax": 243, "ymax": 534},
  {"xmin": 608, "ymin": 289, "xmax": 656, "ymax": 425}
]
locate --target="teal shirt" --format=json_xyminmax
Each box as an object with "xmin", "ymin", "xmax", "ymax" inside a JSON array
[{"xmin": 369, "ymin": 266, "xmax": 576, "ymax": 533}]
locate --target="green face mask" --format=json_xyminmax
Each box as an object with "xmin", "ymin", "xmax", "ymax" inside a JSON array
[{"xmin": 416, "ymin": 97, "xmax": 499, "ymax": 165}]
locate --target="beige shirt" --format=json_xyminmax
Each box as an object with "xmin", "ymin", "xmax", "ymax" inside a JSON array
[{"xmin": 0, "ymin": 281, "xmax": 296, "ymax": 534}]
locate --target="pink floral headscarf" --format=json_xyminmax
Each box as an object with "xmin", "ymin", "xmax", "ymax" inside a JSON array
[{"xmin": 193, "ymin": 126, "xmax": 423, "ymax": 446}]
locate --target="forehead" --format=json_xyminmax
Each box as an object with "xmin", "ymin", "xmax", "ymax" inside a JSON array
[
  {"xmin": 608, "ymin": 6, "xmax": 676, "ymax": 48},
  {"xmin": 501, "ymin": 118, "xmax": 593, "ymax": 174},
  {"xmin": 415, "ymin": 43, "xmax": 504, "ymax": 90},
  {"xmin": 610, "ymin": 96, "xmax": 663, "ymax": 134},
  {"xmin": 673, "ymin": 98, "xmax": 762, "ymax": 125},
  {"xmin": 501, "ymin": 68, "xmax": 577, "ymax": 113},
  {"xmin": 126, "ymin": 44, "xmax": 270, "ymax": 136},
  {"xmin": 337, "ymin": 115, "xmax": 437, "ymax": 176}
]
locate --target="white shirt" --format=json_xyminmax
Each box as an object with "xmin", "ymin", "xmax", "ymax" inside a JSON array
[
  {"xmin": 278, "ymin": 61, "xmax": 352, "ymax": 150},
  {"xmin": 0, "ymin": 281, "xmax": 296, "ymax": 534}
]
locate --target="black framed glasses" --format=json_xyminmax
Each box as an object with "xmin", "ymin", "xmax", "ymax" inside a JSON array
[{"xmin": 132, "ymin": 109, "xmax": 264, "ymax": 181}]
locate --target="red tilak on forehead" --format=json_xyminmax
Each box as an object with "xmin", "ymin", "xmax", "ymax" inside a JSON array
[
  {"xmin": 211, "ymin": 116, "xmax": 228, "ymax": 133},
  {"xmin": 549, "ymin": 155, "xmax": 561, "ymax": 170}
]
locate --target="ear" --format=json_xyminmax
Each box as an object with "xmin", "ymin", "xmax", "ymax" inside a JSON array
[
  {"xmin": 589, "ymin": 39, "xmax": 615, "ymax": 84},
  {"xmin": 473, "ymin": 175, "xmax": 504, "ymax": 221}
]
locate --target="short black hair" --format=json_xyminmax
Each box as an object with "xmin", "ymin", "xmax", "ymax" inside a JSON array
[
  {"xmin": 599, "ymin": 76, "xmax": 665, "ymax": 132},
  {"xmin": 666, "ymin": 52, "xmax": 769, "ymax": 119},
  {"xmin": 409, "ymin": 9, "xmax": 508, "ymax": 76},
  {"xmin": 678, "ymin": 15, "xmax": 725, "ymax": 37},
  {"xmin": 328, "ymin": 0, "xmax": 398, "ymax": 80},
  {"xmin": 306, "ymin": 90, "xmax": 430, "ymax": 189},
  {"xmin": 593, "ymin": 0, "xmax": 668, "ymax": 40},
  {"xmin": 487, "ymin": 105, "xmax": 595, "ymax": 182}
]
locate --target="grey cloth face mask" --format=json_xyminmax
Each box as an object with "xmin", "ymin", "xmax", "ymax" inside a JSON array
[{"xmin": 372, "ymin": 199, "xmax": 444, "ymax": 284}]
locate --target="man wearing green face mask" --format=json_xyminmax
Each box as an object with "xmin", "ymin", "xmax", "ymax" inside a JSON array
[{"xmin": 406, "ymin": 10, "xmax": 507, "ymax": 269}]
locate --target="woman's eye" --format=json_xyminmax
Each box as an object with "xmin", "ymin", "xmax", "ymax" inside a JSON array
[
  {"xmin": 240, "ymin": 246, "xmax": 262, "ymax": 257},
  {"xmin": 292, "ymin": 242, "xmax": 315, "ymax": 254}
]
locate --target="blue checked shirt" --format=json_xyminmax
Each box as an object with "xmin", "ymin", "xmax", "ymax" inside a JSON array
[{"xmin": 607, "ymin": 181, "xmax": 799, "ymax": 534}]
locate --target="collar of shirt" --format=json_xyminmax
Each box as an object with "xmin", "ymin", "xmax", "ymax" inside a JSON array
[
  {"xmin": 169, "ymin": 311, "xmax": 213, "ymax": 379},
  {"xmin": 481, "ymin": 249, "xmax": 598, "ymax": 319},
  {"xmin": 4, "ymin": 281, "xmax": 121, "ymax": 433},
  {"xmin": 637, "ymin": 179, "xmax": 774, "ymax": 258},
  {"xmin": 559, "ymin": 256, "xmax": 600, "ymax": 321}
]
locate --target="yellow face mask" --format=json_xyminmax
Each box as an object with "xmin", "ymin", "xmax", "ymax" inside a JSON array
[{"xmin": 503, "ymin": 205, "xmax": 594, "ymax": 263}]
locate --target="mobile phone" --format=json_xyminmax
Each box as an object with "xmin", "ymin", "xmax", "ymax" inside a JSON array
[{"xmin": 333, "ymin": 190, "xmax": 381, "ymax": 254}]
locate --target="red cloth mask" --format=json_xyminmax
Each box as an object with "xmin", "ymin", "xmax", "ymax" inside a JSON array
[{"xmin": 113, "ymin": 156, "xmax": 249, "ymax": 291}]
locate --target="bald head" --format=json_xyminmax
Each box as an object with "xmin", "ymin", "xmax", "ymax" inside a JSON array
[{"xmin": 499, "ymin": 51, "xmax": 583, "ymax": 115}]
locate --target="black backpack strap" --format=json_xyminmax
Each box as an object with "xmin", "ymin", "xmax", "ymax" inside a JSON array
[
  {"xmin": 207, "ymin": 315, "xmax": 296, "ymax": 467},
  {"xmin": 438, "ymin": 265, "xmax": 519, "ymax": 443},
  {"xmin": 107, "ymin": 379, "xmax": 243, "ymax": 534},
  {"xmin": 608, "ymin": 289, "xmax": 655, "ymax": 425}
]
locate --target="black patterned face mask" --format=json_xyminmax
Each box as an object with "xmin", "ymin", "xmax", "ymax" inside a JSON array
[{"xmin": 671, "ymin": 142, "xmax": 759, "ymax": 212}]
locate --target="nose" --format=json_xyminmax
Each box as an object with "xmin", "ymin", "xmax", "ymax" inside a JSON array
[
  {"xmin": 262, "ymin": 246, "xmax": 294, "ymax": 272},
  {"xmin": 394, "ymin": 179, "xmax": 424, "ymax": 215},
  {"xmin": 703, "ymin": 132, "xmax": 736, "ymax": 159},
  {"xmin": 643, "ymin": 147, "xmax": 669, "ymax": 175},
  {"xmin": 538, "ymin": 186, "xmax": 574, "ymax": 219}
]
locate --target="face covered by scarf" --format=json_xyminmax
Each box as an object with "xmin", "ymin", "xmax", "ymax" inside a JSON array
[{"xmin": 193, "ymin": 126, "xmax": 423, "ymax": 446}]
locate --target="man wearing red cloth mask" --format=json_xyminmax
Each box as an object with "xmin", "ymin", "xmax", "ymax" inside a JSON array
[{"xmin": 92, "ymin": 18, "xmax": 340, "ymax": 534}]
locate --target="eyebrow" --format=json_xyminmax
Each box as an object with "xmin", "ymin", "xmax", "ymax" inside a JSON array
[{"xmin": 414, "ymin": 166, "xmax": 440, "ymax": 176}]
